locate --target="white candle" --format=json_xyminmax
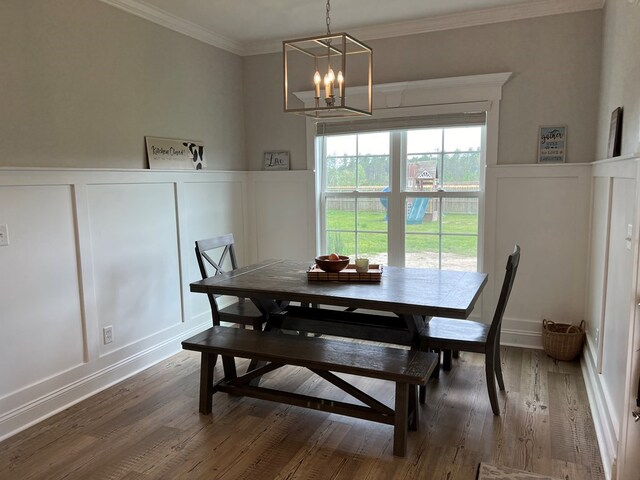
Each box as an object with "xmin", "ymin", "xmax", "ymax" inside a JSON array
[
  {"xmin": 313, "ymin": 71, "xmax": 321, "ymax": 98},
  {"xmin": 324, "ymin": 74, "xmax": 332, "ymax": 99},
  {"xmin": 355, "ymin": 258, "xmax": 369, "ymax": 273},
  {"xmin": 337, "ymin": 71, "xmax": 344, "ymax": 98}
]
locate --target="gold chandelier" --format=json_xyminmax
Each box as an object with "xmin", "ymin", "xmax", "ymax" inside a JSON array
[{"xmin": 283, "ymin": 0, "xmax": 373, "ymax": 118}]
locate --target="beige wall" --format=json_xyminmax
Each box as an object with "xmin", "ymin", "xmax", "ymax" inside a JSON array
[
  {"xmin": 244, "ymin": 11, "xmax": 602, "ymax": 170},
  {"xmin": 596, "ymin": 0, "xmax": 640, "ymax": 159},
  {"xmin": 243, "ymin": 54, "xmax": 308, "ymax": 171},
  {"xmin": 0, "ymin": 4, "xmax": 607, "ymax": 171},
  {"xmin": 0, "ymin": 0, "xmax": 246, "ymax": 170}
]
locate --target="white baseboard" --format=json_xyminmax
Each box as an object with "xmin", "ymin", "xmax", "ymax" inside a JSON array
[
  {"xmin": 0, "ymin": 321, "xmax": 211, "ymax": 442},
  {"xmin": 501, "ymin": 328, "xmax": 542, "ymax": 349},
  {"xmin": 501, "ymin": 316, "xmax": 544, "ymax": 349},
  {"xmin": 581, "ymin": 339, "xmax": 617, "ymax": 480}
]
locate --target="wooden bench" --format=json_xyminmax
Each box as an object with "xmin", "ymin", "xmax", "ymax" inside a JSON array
[{"xmin": 182, "ymin": 326, "xmax": 438, "ymax": 456}]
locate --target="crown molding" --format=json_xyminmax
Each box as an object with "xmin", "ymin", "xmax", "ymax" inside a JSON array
[
  {"xmin": 243, "ymin": 0, "xmax": 604, "ymax": 56},
  {"xmin": 101, "ymin": 0, "xmax": 604, "ymax": 57},
  {"xmin": 356, "ymin": 0, "xmax": 605, "ymax": 41},
  {"xmin": 99, "ymin": 0, "xmax": 245, "ymax": 55}
]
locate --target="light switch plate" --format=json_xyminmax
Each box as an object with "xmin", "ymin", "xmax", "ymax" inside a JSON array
[{"xmin": 0, "ymin": 224, "xmax": 9, "ymax": 246}]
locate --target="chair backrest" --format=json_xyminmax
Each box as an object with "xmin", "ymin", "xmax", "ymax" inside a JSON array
[
  {"xmin": 195, "ymin": 233, "xmax": 239, "ymax": 280},
  {"xmin": 195, "ymin": 234, "xmax": 240, "ymax": 323},
  {"xmin": 488, "ymin": 245, "xmax": 521, "ymax": 342}
]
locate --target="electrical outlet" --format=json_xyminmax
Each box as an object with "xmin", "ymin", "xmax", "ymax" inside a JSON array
[
  {"xmin": 103, "ymin": 326, "xmax": 113, "ymax": 344},
  {"xmin": 0, "ymin": 224, "xmax": 9, "ymax": 246},
  {"xmin": 626, "ymin": 223, "xmax": 633, "ymax": 250}
]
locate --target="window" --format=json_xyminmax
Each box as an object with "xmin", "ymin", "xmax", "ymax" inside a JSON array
[
  {"xmin": 318, "ymin": 119, "xmax": 484, "ymax": 271},
  {"xmin": 323, "ymin": 132, "xmax": 391, "ymax": 264},
  {"xmin": 404, "ymin": 126, "xmax": 481, "ymax": 270}
]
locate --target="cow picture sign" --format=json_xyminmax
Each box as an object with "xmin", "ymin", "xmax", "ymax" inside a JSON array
[{"xmin": 146, "ymin": 136, "xmax": 206, "ymax": 170}]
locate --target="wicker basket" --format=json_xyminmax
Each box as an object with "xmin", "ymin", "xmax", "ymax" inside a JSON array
[{"xmin": 542, "ymin": 319, "xmax": 585, "ymax": 361}]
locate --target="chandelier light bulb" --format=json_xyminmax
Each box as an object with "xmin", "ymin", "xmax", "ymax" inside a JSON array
[
  {"xmin": 313, "ymin": 71, "xmax": 322, "ymax": 97},
  {"xmin": 324, "ymin": 73, "xmax": 333, "ymax": 99}
]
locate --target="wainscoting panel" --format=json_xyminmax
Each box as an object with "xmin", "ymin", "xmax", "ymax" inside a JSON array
[
  {"xmin": 582, "ymin": 155, "xmax": 640, "ymax": 480},
  {"xmin": 86, "ymin": 183, "xmax": 183, "ymax": 356},
  {"xmin": 586, "ymin": 176, "xmax": 611, "ymax": 370},
  {"xmin": 485, "ymin": 164, "xmax": 591, "ymax": 347},
  {"xmin": 248, "ymin": 171, "xmax": 316, "ymax": 263},
  {"xmin": 181, "ymin": 179, "xmax": 246, "ymax": 322},
  {"xmin": 0, "ymin": 184, "xmax": 85, "ymax": 395},
  {"xmin": 0, "ymin": 169, "xmax": 252, "ymax": 441},
  {"xmin": 600, "ymin": 177, "xmax": 636, "ymax": 434}
]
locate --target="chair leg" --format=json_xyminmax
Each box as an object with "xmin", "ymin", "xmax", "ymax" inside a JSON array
[
  {"xmin": 485, "ymin": 349, "xmax": 500, "ymax": 416},
  {"xmin": 442, "ymin": 350, "xmax": 452, "ymax": 371},
  {"xmin": 430, "ymin": 348, "xmax": 441, "ymax": 379},
  {"xmin": 418, "ymin": 341, "xmax": 431, "ymax": 404},
  {"xmin": 495, "ymin": 344, "xmax": 505, "ymax": 391}
]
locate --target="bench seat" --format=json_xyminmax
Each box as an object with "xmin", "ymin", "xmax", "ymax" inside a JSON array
[{"xmin": 182, "ymin": 326, "xmax": 438, "ymax": 456}]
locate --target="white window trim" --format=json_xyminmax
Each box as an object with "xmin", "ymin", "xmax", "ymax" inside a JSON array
[{"xmin": 301, "ymin": 73, "xmax": 512, "ymax": 271}]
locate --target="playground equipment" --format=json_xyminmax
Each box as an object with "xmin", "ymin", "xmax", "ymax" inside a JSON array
[
  {"xmin": 379, "ymin": 187, "xmax": 431, "ymax": 224},
  {"xmin": 406, "ymin": 197, "xmax": 430, "ymax": 225}
]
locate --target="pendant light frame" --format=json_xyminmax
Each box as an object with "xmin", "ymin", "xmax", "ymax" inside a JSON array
[{"xmin": 283, "ymin": 5, "xmax": 372, "ymax": 118}]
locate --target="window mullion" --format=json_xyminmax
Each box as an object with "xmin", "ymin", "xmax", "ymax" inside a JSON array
[{"xmin": 387, "ymin": 130, "xmax": 404, "ymax": 267}]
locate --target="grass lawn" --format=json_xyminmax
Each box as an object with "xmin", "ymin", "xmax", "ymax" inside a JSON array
[{"xmin": 326, "ymin": 210, "xmax": 478, "ymax": 257}]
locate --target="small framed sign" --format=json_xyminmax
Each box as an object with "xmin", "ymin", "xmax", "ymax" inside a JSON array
[
  {"xmin": 607, "ymin": 107, "xmax": 623, "ymax": 158},
  {"xmin": 538, "ymin": 126, "xmax": 567, "ymax": 164},
  {"xmin": 264, "ymin": 151, "xmax": 290, "ymax": 170},
  {"xmin": 145, "ymin": 136, "xmax": 206, "ymax": 170}
]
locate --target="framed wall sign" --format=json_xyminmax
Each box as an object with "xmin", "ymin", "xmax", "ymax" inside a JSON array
[
  {"xmin": 264, "ymin": 151, "xmax": 290, "ymax": 170},
  {"xmin": 145, "ymin": 136, "xmax": 206, "ymax": 170},
  {"xmin": 538, "ymin": 126, "xmax": 567, "ymax": 163},
  {"xmin": 607, "ymin": 107, "xmax": 623, "ymax": 158}
]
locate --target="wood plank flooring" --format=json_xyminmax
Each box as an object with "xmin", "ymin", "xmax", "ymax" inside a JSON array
[{"xmin": 0, "ymin": 346, "xmax": 605, "ymax": 480}]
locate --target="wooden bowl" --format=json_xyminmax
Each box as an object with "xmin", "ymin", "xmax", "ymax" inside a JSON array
[{"xmin": 315, "ymin": 255, "xmax": 350, "ymax": 273}]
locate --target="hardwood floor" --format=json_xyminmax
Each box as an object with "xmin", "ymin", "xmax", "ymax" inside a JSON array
[{"xmin": 0, "ymin": 346, "xmax": 605, "ymax": 480}]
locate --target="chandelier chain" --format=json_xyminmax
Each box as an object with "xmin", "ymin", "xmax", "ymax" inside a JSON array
[{"xmin": 326, "ymin": 0, "xmax": 331, "ymax": 35}]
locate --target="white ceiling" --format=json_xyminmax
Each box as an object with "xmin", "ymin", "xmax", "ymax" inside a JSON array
[{"xmin": 102, "ymin": 0, "xmax": 603, "ymax": 55}]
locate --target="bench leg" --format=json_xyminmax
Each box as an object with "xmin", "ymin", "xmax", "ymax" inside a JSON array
[
  {"xmin": 408, "ymin": 384, "xmax": 419, "ymax": 431},
  {"xmin": 199, "ymin": 352, "xmax": 216, "ymax": 414},
  {"xmin": 394, "ymin": 382, "xmax": 409, "ymax": 457}
]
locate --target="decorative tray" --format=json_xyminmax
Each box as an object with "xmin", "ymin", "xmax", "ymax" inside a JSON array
[{"xmin": 307, "ymin": 264, "xmax": 383, "ymax": 282}]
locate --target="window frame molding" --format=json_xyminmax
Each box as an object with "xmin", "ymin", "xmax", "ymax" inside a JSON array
[{"xmin": 304, "ymin": 73, "xmax": 512, "ymax": 271}]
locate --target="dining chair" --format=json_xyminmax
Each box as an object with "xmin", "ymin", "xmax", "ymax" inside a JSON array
[
  {"xmin": 195, "ymin": 234, "xmax": 265, "ymax": 330},
  {"xmin": 419, "ymin": 245, "xmax": 520, "ymax": 415}
]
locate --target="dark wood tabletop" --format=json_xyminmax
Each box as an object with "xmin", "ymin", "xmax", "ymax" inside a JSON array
[{"xmin": 190, "ymin": 259, "xmax": 488, "ymax": 319}]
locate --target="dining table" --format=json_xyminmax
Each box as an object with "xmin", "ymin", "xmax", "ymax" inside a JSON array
[
  {"xmin": 187, "ymin": 258, "xmax": 488, "ymax": 455},
  {"xmin": 190, "ymin": 259, "xmax": 488, "ymax": 347}
]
